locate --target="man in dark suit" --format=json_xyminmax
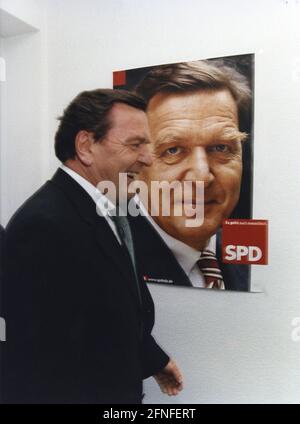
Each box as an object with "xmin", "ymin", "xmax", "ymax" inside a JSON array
[
  {"xmin": 1, "ymin": 89, "xmax": 183, "ymax": 403},
  {"xmin": 133, "ymin": 60, "xmax": 251, "ymax": 291}
]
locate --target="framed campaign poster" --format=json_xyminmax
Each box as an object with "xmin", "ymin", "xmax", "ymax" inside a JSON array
[{"xmin": 113, "ymin": 54, "xmax": 259, "ymax": 292}]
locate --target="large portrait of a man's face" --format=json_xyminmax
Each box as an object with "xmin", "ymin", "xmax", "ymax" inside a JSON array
[{"xmin": 114, "ymin": 54, "xmax": 254, "ymax": 292}]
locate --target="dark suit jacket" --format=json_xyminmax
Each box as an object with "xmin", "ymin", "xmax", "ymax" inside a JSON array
[
  {"xmin": 129, "ymin": 215, "xmax": 250, "ymax": 291},
  {"xmin": 0, "ymin": 224, "xmax": 4, "ymax": 243},
  {"xmin": 0, "ymin": 225, "xmax": 4, "ymax": 318},
  {"xmin": 1, "ymin": 169, "xmax": 169, "ymax": 404},
  {"xmin": 0, "ymin": 225, "xmax": 4, "ymax": 279}
]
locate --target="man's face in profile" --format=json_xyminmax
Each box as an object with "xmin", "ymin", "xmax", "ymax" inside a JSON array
[
  {"xmin": 88, "ymin": 103, "xmax": 152, "ymax": 203},
  {"xmin": 139, "ymin": 88, "xmax": 245, "ymax": 250}
]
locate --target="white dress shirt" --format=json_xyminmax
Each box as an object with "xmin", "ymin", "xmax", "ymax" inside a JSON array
[
  {"xmin": 60, "ymin": 165, "xmax": 121, "ymax": 244},
  {"xmin": 136, "ymin": 197, "xmax": 217, "ymax": 288}
]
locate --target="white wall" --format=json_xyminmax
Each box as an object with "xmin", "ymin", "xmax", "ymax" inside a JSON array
[
  {"xmin": 0, "ymin": 0, "xmax": 48, "ymax": 225},
  {"xmin": 1, "ymin": 0, "xmax": 300, "ymax": 403}
]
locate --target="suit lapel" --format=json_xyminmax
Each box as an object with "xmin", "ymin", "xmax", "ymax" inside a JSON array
[
  {"xmin": 93, "ymin": 217, "xmax": 142, "ymax": 308},
  {"xmin": 129, "ymin": 215, "xmax": 192, "ymax": 287},
  {"xmin": 50, "ymin": 169, "xmax": 142, "ymax": 308},
  {"xmin": 130, "ymin": 215, "xmax": 250, "ymax": 291}
]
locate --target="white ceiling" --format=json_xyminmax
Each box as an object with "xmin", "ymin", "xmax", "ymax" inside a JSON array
[{"xmin": 0, "ymin": 7, "xmax": 37, "ymax": 38}]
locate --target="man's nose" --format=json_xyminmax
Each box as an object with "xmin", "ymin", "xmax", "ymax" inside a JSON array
[
  {"xmin": 138, "ymin": 144, "xmax": 153, "ymax": 167},
  {"xmin": 184, "ymin": 147, "xmax": 214, "ymax": 186}
]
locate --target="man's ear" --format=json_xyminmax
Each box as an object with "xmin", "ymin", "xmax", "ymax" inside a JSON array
[{"xmin": 75, "ymin": 130, "xmax": 94, "ymax": 165}]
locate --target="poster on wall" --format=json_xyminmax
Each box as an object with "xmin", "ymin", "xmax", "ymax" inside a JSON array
[{"xmin": 113, "ymin": 54, "xmax": 266, "ymax": 292}]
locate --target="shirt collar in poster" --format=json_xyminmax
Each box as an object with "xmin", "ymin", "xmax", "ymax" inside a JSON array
[{"xmin": 135, "ymin": 196, "xmax": 216, "ymax": 277}]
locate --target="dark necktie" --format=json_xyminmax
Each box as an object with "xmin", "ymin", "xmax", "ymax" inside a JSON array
[
  {"xmin": 197, "ymin": 250, "xmax": 225, "ymax": 289},
  {"xmin": 110, "ymin": 214, "xmax": 142, "ymax": 306}
]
